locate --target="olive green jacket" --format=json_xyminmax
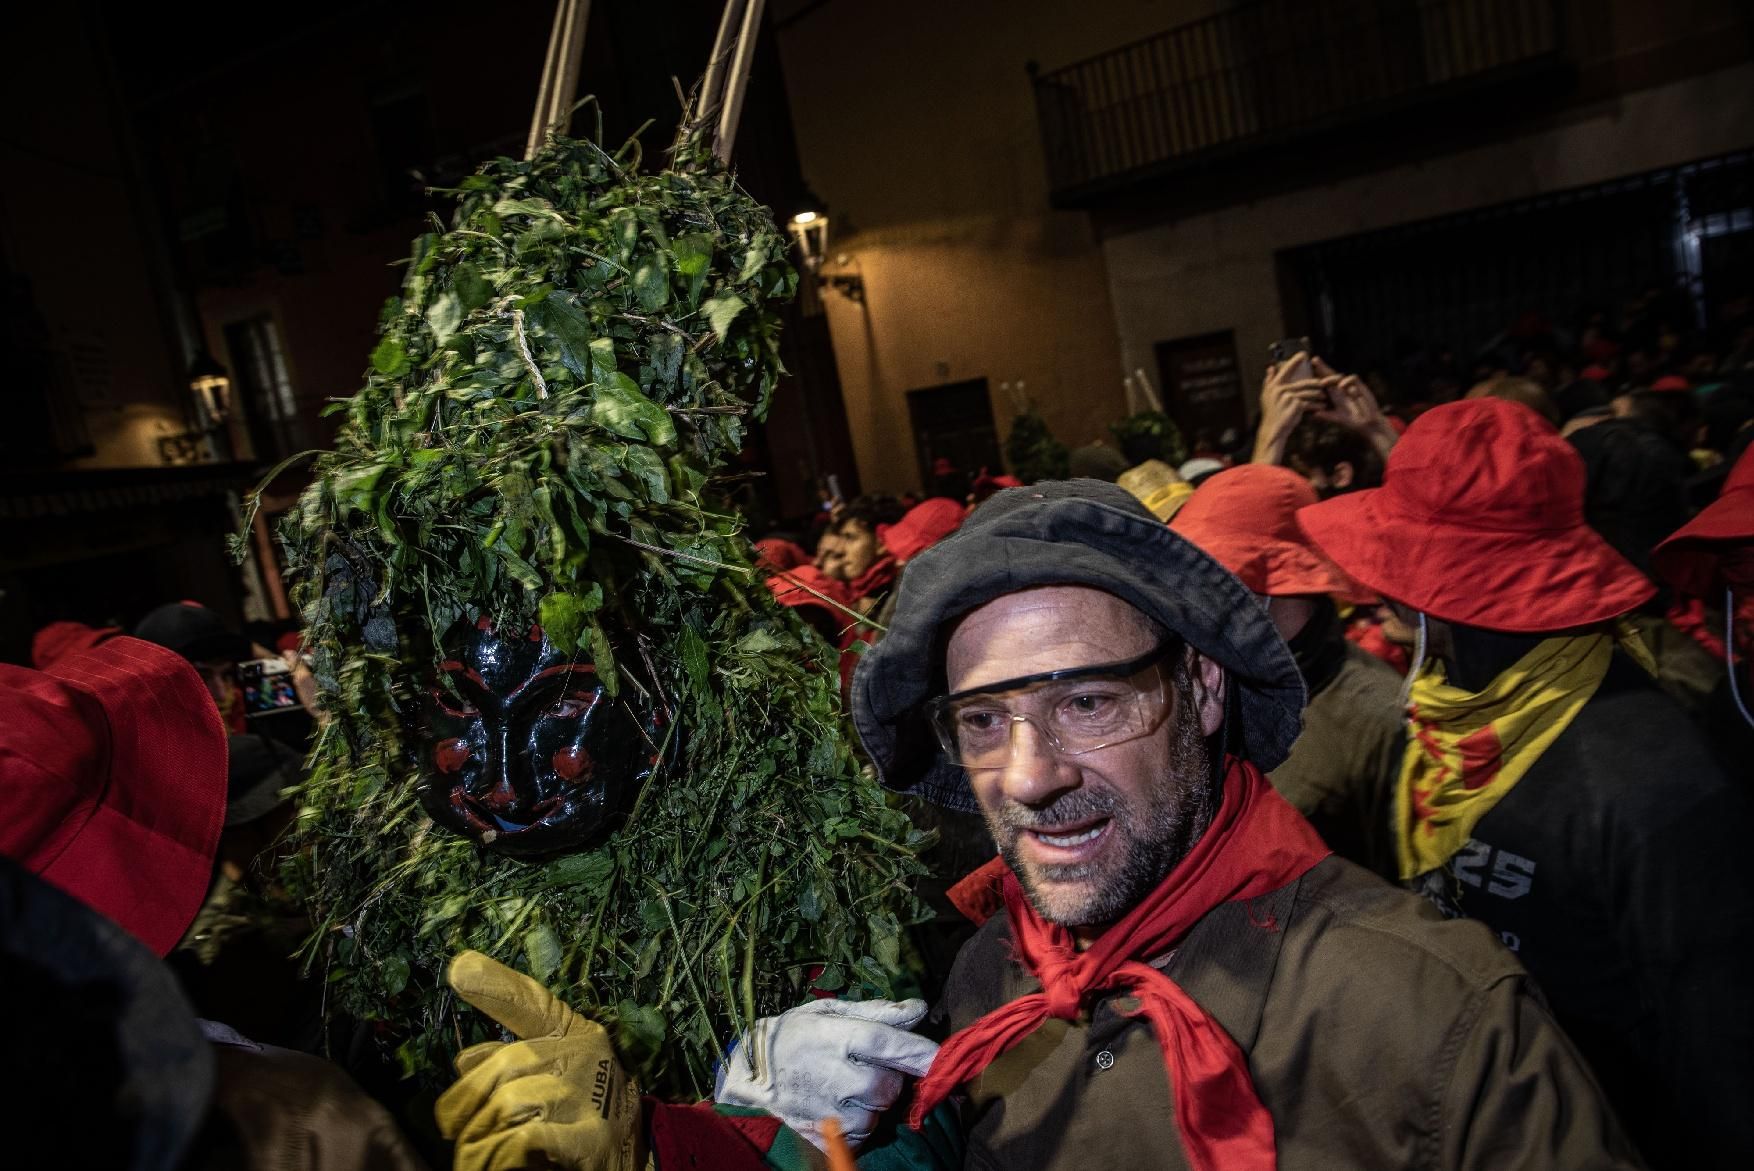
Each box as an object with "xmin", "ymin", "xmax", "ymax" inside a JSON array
[
  {"xmin": 1268, "ymin": 643, "xmax": 1404, "ymax": 879},
  {"xmin": 935, "ymin": 856, "xmax": 1643, "ymax": 1171}
]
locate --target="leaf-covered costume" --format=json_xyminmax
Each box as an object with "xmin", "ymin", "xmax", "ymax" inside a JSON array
[
  {"xmin": 273, "ymin": 129, "xmax": 924, "ymax": 1097},
  {"xmin": 1003, "ymin": 406, "xmax": 1069, "ymax": 484}
]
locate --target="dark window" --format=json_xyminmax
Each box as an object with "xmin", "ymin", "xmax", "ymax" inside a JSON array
[
  {"xmin": 224, "ymin": 315, "xmax": 304, "ymax": 461},
  {"xmin": 905, "ymin": 379, "xmax": 1000, "ymax": 495}
]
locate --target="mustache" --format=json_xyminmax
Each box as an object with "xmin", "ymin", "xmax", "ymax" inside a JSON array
[{"xmin": 989, "ymin": 787, "xmax": 1121, "ymax": 836}]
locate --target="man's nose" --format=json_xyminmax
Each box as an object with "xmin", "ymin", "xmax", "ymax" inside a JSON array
[{"xmin": 995, "ymin": 717, "xmax": 1079, "ymax": 808}]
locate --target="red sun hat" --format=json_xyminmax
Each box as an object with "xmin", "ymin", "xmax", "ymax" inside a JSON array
[
  {"xmin": 766, "ymin": 564, "xmax": 854, "ymax": 612},
  {"xmin": 31, "ymin": 621, "xmax": 122, "ymax": 670},
  {"xmin": 1296, "ymin": 397, "xmax": 1654, "ymax": 632},
  {"xmin": 1652, "ymin": 447, "xmax": 1754, "ymax": 597},
  {"xmin": 878, "ymin": 497, "xmax": 967, "ymax": 564},
  {"xmin": 1172, "ymin": 465, "xmax": 1375, "ymax": 604},
  {"xmin": 0, "ymin": 637, "xmax": 228, "ymax": 957}
]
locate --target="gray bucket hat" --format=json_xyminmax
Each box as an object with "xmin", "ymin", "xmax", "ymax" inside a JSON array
[{"xmin": 850, "ymin": 479, "xmax": 1305, "ymax": 811}]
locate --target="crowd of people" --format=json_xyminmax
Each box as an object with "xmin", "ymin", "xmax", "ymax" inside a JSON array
[{"xmin": 3, "ymin": 285, "xmax": 1752, "ymax": 1169}]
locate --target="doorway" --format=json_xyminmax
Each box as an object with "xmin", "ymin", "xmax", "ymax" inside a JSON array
[{"xmin": 905, "ymin": 379, "xmax": 1001, "ymax": 495}]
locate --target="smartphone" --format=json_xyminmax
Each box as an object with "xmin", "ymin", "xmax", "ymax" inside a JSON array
[
  {"xmin": 239, "ymin": 657, "xmax": 302, "ymax": 716},
  {"xmin": 1269, "ymin": 337, "xmax": 1314, "ymax": 382}
]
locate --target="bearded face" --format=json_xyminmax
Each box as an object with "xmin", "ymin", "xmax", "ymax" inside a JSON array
[{"xmin": 411, "ymin": 621, "xmax": 664, "ymax": 858}]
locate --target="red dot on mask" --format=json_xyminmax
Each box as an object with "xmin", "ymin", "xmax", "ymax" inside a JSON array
[
  {"xmin": 435, "ymin": 738, "xmax": 472, "ymax": 773},
  {"xmin": 552, "ymin": 745, "xmax": 592, "ymax": 781}
]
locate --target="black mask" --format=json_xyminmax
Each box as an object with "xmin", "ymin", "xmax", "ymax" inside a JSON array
[
  {"xmin": 411, "ymin": 622, "xmax": 664, "ymax": 859},
  {"xmin": 1285, "ymin": 597, "xmax": 1346, "ymax": 698}
]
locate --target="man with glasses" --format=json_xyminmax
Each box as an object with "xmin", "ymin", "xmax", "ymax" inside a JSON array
[
  {"xmin": 713, "ymin": 480, "xmax": 1639, "ymax": 1169},
  {"xmin": 434, "ymin": 481, "xmax": 1642, "ymax": 1170}
]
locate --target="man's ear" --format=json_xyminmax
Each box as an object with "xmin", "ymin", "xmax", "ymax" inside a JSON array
[
  {"xmin": 1191, "ymin": 652, "xmax": 1227, "ymax": 737},
  {"xmin": 1332, "ymin": 461, "xmax": 1355, "ymax": 490}
]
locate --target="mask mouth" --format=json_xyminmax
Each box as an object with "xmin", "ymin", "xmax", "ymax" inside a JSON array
[{"xmin": 458, "ymin": 794, "xmax": 567, "ymax": 836}]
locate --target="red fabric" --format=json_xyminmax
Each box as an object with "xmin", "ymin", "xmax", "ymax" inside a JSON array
[
  {"xmin": 0, "ymin": 637, "xmax": 227, "ymax": 956},
  {"xmin": 878, "ymin": 498, "xmax": 967, "ymax": 565},
  {"xmin": 837, "ymin": 621, "xmax": 874, "ymax": 700},
  {"xmin": 1297, "ymin": 398, "xmax": 1655, "ymax": 632},
  {"xmin": 1173, "ymin": 466, "xmax": 1375, "ymax": 603},
  {"xmin": 765, "ymin": 565, "xmax": 854, "ymax": 613},
  {"xmin": 1580, "ymin": 364, "xmax": 1614, "ymax": 383},
  {"xmin": 846, "ymin": 554, "xmax": 898, "ymax": 603},
  {"xmin": 1653, "ymin": 447, "xmax": 1754, "ymax": 598},
  {"xmin": 910, "ymin": 760, "xmax": 1329, "ymax": 1171},
  {"xmin": 1347, "ymin": 615, "xmax": 1413, "ymax": 675},
  {"xmin": 973, "ymin": 469, "xmax": 1024, "ymax": 496},
  {"xmin": 275, "ymin": 631, "xmax": 305, "ymax": 655},
  {"xmin": 755, "ymin": 538, "xmax": 811, "ymax": 572},
  {"xmin": 647, "ymin": 1101, "xmax": 778, "ymax": 1170},
  {"xmin": 1666, "ymin": 598, "xmax": 1726, "ymax": 662},
  {"xmin": 1649, "ymin": 374, "xmax": 1692, "ymax": 393},
  {"xmin": 947, "ymin": 860, "xmax": 1009, "ymax": 926},
  {"xmin": 30, "ymin": 621, "xmax": 121, "ymax": 670}
]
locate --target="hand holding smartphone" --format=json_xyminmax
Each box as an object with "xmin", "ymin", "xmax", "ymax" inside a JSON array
[
  {"xmin": 1268, "ymin": 336, "xmax": 1315, "ymax": 384},
  {"xmin": 239, "ymin": 657, "xmax": 305, "ymax": 716}
]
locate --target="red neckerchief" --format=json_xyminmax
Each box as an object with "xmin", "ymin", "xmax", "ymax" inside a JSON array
[
  {"xmin": 846, "ymin": 554, "xmax": 897, "ymax": 602},
  {"xmin": 913, "ymin": 759, "xmax": 1329, "ymax": 1171}
]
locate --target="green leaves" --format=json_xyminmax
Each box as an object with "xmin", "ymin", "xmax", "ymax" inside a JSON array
[
  {"xmin": 268, "ymin": 128, "xmax": 924, "ymax": 1100},
  {"xmin": 632, "ymin": 251, "xmax": 670, "ymax": 312},
  {"xmin": 527, "ymin": 294, "xmax": 595, "ymax": 380},
  {"xmin": 702, "ymin": 292, "xmax": 747, "ymax": 341},
  {"xmin": 538, "ymin": 586, "xmax": 603, "ymax": 653},
  {"xmin": 524, "ymin": 925, "xmax": 563, "ymax": 983},
  {"xmin": 370, "ymin": 336, "xmax": 410, "ymax": 378},
  {"xmin": 672, "ymin": 233, "xmax": 713, "ymax": 307},
  {"xmin": 543, "ymin": 850, "xmax": 614, "ymax": 888},
  {"xmin": 427, "ymin": 293, "xmax": 463, "ymax": 344},
  {"xmin": 592, "ymin": 377, "xmax": 675, "ymax": 446}
]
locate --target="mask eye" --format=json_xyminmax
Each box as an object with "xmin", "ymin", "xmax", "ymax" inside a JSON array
[
  {"xmin": 431, "ymin": 688, "xmax": 480, "ymax": 718},
  {"xmin": 545, "ymin": 692, "xmax": 598, "ymax": 720}
]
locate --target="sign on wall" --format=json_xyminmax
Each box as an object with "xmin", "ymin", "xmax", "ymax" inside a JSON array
[{"xmin": 1153, "ymin": 330, "xmax": 1247, "ymax": 445}]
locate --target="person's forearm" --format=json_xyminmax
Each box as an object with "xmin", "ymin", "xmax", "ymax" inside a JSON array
[
  {"xmin": 1364, "ymin": 420, "xmax": 1397, "ymax": 462},
  {"xmin": 1253, "ymin": 428, "xmax": 1289, "ymax": 466}
]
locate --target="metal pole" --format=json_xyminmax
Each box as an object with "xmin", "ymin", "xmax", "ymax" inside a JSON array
[
  {"xmin": 695, "ymin": 0, "xmax": 747, "ymax": 141},
  {"xmin": 714, "ymin": 0, "xmax": 767, "ymax": 165},
  {"xmin": 525, "ymin": 0, "xmax": 593, "ymax": 160}
]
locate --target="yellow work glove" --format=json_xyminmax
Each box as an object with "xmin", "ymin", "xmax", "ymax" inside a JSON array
[{"xmin": 435, "ymin": 950, "xmax": 648, "ymax": 1171}]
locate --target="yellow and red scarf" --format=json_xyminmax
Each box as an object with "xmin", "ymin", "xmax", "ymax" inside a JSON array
[{"xmin": 1395, "ymin": 626, "xmax": 1653, "ymax": 880}]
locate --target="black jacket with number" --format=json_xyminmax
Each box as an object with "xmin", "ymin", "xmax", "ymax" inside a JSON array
[{"xmin": 1434, "ymin": 651, "xmax": 1754, "ymax": 1168}]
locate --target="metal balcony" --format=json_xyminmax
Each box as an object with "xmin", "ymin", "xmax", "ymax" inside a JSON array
[{"xmin": 1032, "ymin": 0, "xmax": 1568, "ymax": 207}]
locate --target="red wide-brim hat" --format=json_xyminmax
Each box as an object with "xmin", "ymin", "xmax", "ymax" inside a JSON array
[
  {"xmin": 0, "ymin": 637, "xmax": 228, "ymax": 957},
  {"xmin": 1653, "ymin": 447, "xmax": 1754, "ymax": 597},
  {"xmin": 1172, "ymin": 464, "xmax": 1375, "ymax": 604},
  {"xmin": 878, "ymin": 497, "xmax": 967, "ymax": 564},
  {"xmin": 1297, "ymin": 398, "xmax": 1654, "ymax": 632}
]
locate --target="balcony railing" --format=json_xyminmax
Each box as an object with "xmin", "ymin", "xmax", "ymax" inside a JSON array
[{"xmin": 1032, "ymin": 0, "xmax": 1566, "ymax": 205}]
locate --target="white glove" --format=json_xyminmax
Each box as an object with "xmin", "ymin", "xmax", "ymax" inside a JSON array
[{"xmin": 715, "ymin": 997, "xmax": 939, "ymax": 1152}]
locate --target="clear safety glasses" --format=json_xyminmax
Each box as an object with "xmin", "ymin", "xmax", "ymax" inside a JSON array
[{"xmin": 925, "ymin": 639, "xmax": 1183, "ymax": 771}]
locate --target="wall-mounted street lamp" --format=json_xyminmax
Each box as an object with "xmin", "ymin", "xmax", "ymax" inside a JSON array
[
  {"xmin": 159, "ymin": 351, "xmax": 235, "ymax": 464},
  {"xmin": 787, "ymin": 206, "xmax": 863, "ymax": 302},
  {"xmin": 187, "ymin": 352, "xmax": 233, "ymax": 428}
]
